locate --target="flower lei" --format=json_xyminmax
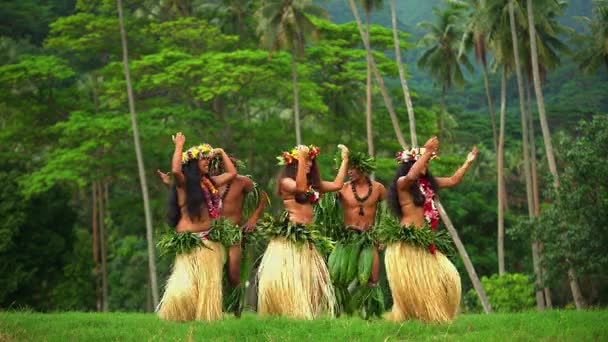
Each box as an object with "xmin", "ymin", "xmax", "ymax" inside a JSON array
[
  {"xmin": 419, "ymin": 177, "xmax": 440, "ymax": 254},
  {"xmin": 396, "ymin": 147, "xmax": 438, "ymax": 164},
  {"xmin": 182, "ymin": 144, "xmax": 213, "ymax": 164},
  {"xmin": 277, "ymin": 145, "xmax": 321, "ymax": 165},
  {"xmin": 305, "ymin": 185, "xmax": 320, "ymax": 204},
  {"xmin": 201, "ymin": 176, "xmax": 221, "ymax": 218}
]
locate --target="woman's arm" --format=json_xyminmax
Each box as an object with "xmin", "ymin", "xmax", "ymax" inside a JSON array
[
  {"xmin": 320, "ymin": 144, "xmax": 349, "ymax": 193},
  {"xmin": 436, "ymin": 146, "xmax": 478, "ymax": 188},
  {"xmin": 171, "ymin": 132, "xmax": 186, "ymax": 186},
  {"xmin": 210, "ymin": 148, "xmax": 237, "ymax": 186},
  {"xmin": 397, "ymin": 136, "xmax": 438, "ymax": 190}
]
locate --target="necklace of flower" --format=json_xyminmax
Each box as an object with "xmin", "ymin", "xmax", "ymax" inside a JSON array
[
  {"xmin": 201, "ymin": 176, "xmax": 221, "ymax": 219},
  {"xmin": 305, "ymin": 185, "xmax": 320, "ymax": 204},
  {"xmin": 351, "ymin": 178, "xmax": 372, "ymax": 216},
  {"xmin": 419, "ymin": 177, "xmax": 439, "ymax": 254}
]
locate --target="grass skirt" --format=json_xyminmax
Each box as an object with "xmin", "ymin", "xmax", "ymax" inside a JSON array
[
  {"xmin": 157, "ymin": 241, "xmax": 225, "ymax": 322},
  {"xmin": 257, "ymin": 237, "xmax": 336, "ymax": 319},
  {"xmin": 384, "ymin": 242, "xmax": 461, "ymax": 323}
]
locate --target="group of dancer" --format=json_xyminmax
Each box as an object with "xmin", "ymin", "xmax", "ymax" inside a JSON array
[{"xmin": 155, "ymin": 132, "xmax": 477, "ymax": 323}]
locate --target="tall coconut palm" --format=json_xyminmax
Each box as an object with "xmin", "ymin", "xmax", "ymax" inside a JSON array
[
  {"xmin": 456, "ymin": 0, "xmax": 512, "ymax": 213},
  {"xmin": 576, "ymin": 0, "xmax": 608, "ymax": 74},
  {"xmin": 418, "ymin": 6, "xmax": 473, "ymax": 139},
  {"xmin": 256, "ymin": 0, "xmax": 327, "ymax": 145},
  {"xmin": 360, "ymin": 0, "xmax": 383, "ymax": 157},
  {"xmin": 506, "ymin": 0, "xmax": 536, "ymax": 280},
  {"xmin": 117, "ymin": 0, "xmax": 159, "ymax": 308},
  {"xmin": 455, "ymin": 0, "xmax": 498, "ymax": 148},
  {"xmin": 526, "ymin": 0, "xmax": 586, "ymax": 309},
  {"xmin": 390, "ymin": 0, "xmax": 417, "ymax": 146},
  {"xmin": 347, "ymin": 0, "xmax": 407, "ymax": 148}
]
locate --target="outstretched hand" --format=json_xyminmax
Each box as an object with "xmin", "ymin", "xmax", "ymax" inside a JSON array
[
  {"xmin": 337, "ymin": 144, "xmax": 349, "ymax": 160},
  {"xmin": 424, "ymin": 136, "xmax": 439, "ymax": 152},
  {"xmin": 157, "ymin": 169, "xmax": 171, "ymax": 185},
  {"xmin": 172, "ymin": 132, "xmax": 185, "ymax": 146},
  {"xmin": 467, "ymin": 146, "xmax": 478, "ymax": 163}
]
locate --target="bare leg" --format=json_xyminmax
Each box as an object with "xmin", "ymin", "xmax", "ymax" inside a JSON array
[{"xmin": 228, "ymin": 244, "xmax": 242, "ymax": 287}]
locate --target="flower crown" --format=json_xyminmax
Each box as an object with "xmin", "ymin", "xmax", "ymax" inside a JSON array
[
  {"xmin": 181, "ymin": 144, "xmax": 213, "ymax": 164},
  {"xmin": 396, "ymin": 147, "xmax": 438, "ymax": 164},
  {"xmin": 277, "ymin": 145, "xmax": 320, "ymax": 166}
]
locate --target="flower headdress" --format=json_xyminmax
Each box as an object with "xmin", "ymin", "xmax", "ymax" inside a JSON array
[
  {"xmin": 181, "ymin": 144, "xmax": 213, "ymax": 164},
  {"xmin": 277, "ymin": 145, "xmax": 321, "ymax": 166},
  {"xmin": 395, "ymin": 147, "xmax": 438, "ymax": 164}
]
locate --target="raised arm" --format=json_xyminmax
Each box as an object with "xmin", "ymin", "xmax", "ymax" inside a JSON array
[
  {"xmin": 295, "ymin": 145, "xmax": 309, "ymax": 193},
  {"xmin": 171, "ymin": 132, "xmax": 186, "ymax": 186},
  {"xmin": 210, "ymin": 148, "xmax": 237, "ymax": 186},
  {"xmin": 397, "ymin": 136, "xmax": 438, "ymax": 191},
  {"xmin": 320, "ymin": 144, "xmax": 349, "ymax": 193},
  {"xmin": 436, "ymin": 146, "xmax": 478, "ymax": 188}
]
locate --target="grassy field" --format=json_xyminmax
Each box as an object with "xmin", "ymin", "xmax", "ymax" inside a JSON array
[{"xmin": 1, "ymin": 310, "xmax": 607, "ymax": 341}]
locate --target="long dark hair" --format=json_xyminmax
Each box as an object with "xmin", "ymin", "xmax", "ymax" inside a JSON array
[
  {"xmin": 166, "ymin": 160, "xmax": 211, "ymax": 227},
  {"xmin": 276, "ymin": 160, "xmax": 321, "ymax": 204},
  {"xmin": 388, "ymin": 161, "xmax": 438, "ymax": 219}
]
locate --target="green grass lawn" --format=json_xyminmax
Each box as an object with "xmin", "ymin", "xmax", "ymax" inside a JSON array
[{"xmin": 1, "ymin": 310, "xmax": 607, "ymax": 341}]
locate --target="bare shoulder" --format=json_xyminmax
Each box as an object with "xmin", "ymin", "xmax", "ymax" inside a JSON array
[
  {"xmin": 236, "ymin": 174, "xmax": 254, "ymax": 191},
  {"xmin": 372, "ymin": 180, "xmax": 385, "ymax": 191}
]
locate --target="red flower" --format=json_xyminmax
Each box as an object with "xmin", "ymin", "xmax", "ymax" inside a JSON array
[{"xmin": 429, "ymin": 243, "xmax": 436, "ymax": 255}]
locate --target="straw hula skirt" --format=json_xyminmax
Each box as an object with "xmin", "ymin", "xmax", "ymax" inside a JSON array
[
  {"xmin": 256, "ymin": 220, "xmax": 336, "ymax": 319},
  {"xmin": 384, "ymin": 227, "xmax": 461, "ymax": 323},
  {"xmin": 156, "ymin": 231, "xmax": 225, "ymax": 322}
]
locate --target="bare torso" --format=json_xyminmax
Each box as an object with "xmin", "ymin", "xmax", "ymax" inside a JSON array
[
  {"xmin": 280, "ymin": 190, "xmax": 314, "ymax": 225},
  {"xmin": 218, "ymin": 175, "xmax": 252, "ymax": 226},
  {"xmin": 397, "ymin": 188, "xmax": 427, "ymax": 228},
  {"xmin": 175, "ymin": 187, "xmax": 212, "ymax": 233},
  {"xmin": 338, "ymin": 180, "xmax": 385, "ymax": 230}
]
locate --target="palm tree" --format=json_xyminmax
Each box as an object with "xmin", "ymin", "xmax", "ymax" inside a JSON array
[
  {"xmin": 117, "ymin": 0, "xmax": 159, "ymax": 308},
  {"xmin": 417, "ymin": 7, "xmax": 473, "ymax": 139},
  {"xmin": 526, "ymin": 0, "xmax": 586, "ymax": 309},
  {"xmin": 456, "ymin": 0, "xmax": 498, "ymax": 149},
  {"xmin": 347, "ymin": 0, "xmax": 407, "ymax": 148},
  {"xmin": 360, "ymin": 0, "xmax": 383, "ymax": 157},
  {"xmin": 457, "ymin": 0, "xmax": 511, "ymax": 213},
  {"xmin": 575, "ymin": 0, "xmax": 608, "ymax": 74},
  {"xmin": 256, "ymin": 0, "xmax": 327, "ymax": 145},
  {"xmin": 390, "ymin": 0, "xmax": 417, "ymax": 146},
  {"xmin": 507, "ymin": 0, "xmax": 536, "ymax": 283}
]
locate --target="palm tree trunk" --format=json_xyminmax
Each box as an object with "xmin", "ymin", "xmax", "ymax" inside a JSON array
[
  {"xmin": 348, "ymin": 0, "xmax": 407, "ymax": 148},
  {"xmin": 365, "ymin": 12, "xmax": 374, "ymax": 157},
  {"xmin": 117, "ymin": 0, "xmax": 159, "ymax": 309},
  {"xmin": 509, "ymin": 12, "xmax": 540, "ymax": 306},
  {"xmin": 498, "ymin": 65, "xmax": 506, "ymax": 276},
  {"xmin": 440, "ymin": 85, "xmax": 446, "ymax": 138},
  {"xmin": 482, "ymin": 61, "xmax": 498, "ymax": 150},
  {"xmin": 526, "ymin": 74, "xmax": 545, "ymax": 309},
  {"xmin": 530, "ymin": 96, "xmax": 553, "ymax": 306},
  {"xmin": 526, "ymin": 0, "xmax": 585, "ymax": 310},
  {"xmin": 437, "ymin": 201, "xmax": 492, "ymax": 313},
  {"xmin": 291, "ymin": 48, "xmax": 302, "ymax": 145},
  {"xmin": 97, "ymin": 181, "xmax": 109, "ymax": 312},
  {"xmin": 390, "ymin": 0, "xmax": 417, "ymax": 146},
  {"xmin": 92, "ymin": 182, "xmax": 101, "ymax": 312}
]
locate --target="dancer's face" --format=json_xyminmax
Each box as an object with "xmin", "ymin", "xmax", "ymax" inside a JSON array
[
  {"xmin": 348, "ymin": 167, "xmax": 364, "ymax": 182},
  {"xmin": 198, "ymin": 158, "xmax": 210, "ymax": 174}
]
